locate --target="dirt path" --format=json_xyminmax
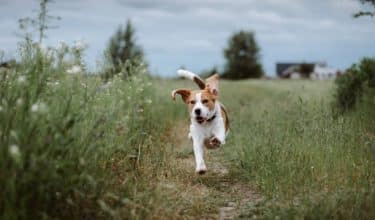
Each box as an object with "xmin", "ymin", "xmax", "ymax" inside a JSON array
[{"xmin": 167, "ymin": 121, "xmax": 262, "ymax": 219}]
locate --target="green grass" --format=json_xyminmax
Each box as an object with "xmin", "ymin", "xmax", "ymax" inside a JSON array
[
  {"xmin": 1, "ymin": 40, "xmax": 374, "ymax": 219},
  {"xmin": 219, "ymin": 80, "xmax": 375, "ymax": 219}
]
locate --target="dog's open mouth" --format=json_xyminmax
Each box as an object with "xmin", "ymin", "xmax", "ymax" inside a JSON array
[{"xmin": 196, "ymin": 116, "xmax": 205, "ymax": 124}]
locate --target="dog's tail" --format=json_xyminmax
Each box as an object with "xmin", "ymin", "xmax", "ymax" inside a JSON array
[{"xmin": 177, "ymin": 69, "xmax": 205, "ymax": 89}]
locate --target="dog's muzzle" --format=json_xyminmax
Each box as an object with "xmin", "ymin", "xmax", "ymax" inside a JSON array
[{"xmin": 196, "ymin": 116, "xmax": 205, "ymax": 124}]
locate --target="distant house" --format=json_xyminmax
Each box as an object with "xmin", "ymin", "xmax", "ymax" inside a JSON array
[
  {"xmin": 311, "ymin": 65, "xmax": 340, "ymax": 80},
  {"xmin": 276, "ymin": 62, "xmax": 339, "ymax": 79},
  {"xmin": 277, "ymin": 62, "xmax": 313, "ymax": 78}
]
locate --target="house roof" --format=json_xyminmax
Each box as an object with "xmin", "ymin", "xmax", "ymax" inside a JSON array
[{"xmin": 276, "ymin": 62, "xmax": 316, "ymax": 77}]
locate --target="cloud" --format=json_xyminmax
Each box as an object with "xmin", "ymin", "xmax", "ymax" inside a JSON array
[{"xmin": 0, "ymin": 0, "xmax": 374, "ymax": 76}]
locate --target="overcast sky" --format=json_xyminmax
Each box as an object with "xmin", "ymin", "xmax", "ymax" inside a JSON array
[{"xmin": 0, "ymin": 0, "xmax": 374, "ymax": 76}]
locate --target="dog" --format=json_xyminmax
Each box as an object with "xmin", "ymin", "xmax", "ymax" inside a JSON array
[{"xmin": 171, "ymin": 70, "xmax": 229, "ymax": 174}]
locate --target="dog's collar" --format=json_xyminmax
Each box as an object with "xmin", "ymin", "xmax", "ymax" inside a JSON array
[{"xmin": 206, "ymin": 113, "xmax": 217, "ymax": 122}]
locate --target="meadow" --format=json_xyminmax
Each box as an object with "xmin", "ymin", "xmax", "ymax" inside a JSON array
[{"xmin": 1, "ymin": 40, "xmax": 374, "ymax": 219}]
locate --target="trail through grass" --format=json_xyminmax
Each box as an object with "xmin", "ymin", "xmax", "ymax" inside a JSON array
[{"xmin": 163, "ymin": 119, "xmax": 262, "ymax": 219}]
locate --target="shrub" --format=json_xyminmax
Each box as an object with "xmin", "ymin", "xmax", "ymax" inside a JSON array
[
  {"xmin": 0, "ymin": 39, "xmax": 161, "ymax": 219},
  {"xmin": 334, "ymin": 57, "xmax": 375, "ymax": 112}
]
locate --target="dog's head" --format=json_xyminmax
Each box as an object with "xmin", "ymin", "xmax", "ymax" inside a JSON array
[{"xmin": 171, "ymin": 74, "xmax": 219, "ymax": 124}]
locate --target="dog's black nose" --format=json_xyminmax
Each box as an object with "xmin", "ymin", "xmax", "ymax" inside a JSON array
[{"xmin": 194, "ymin": 108, "xmax": 201, "ymax": 115}]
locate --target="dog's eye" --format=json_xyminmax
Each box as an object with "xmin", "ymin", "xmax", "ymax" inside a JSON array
[
  {"xmin": 202, "ymin": 99, "xmax": 208, "ymax": 104},
  {"xmin": 190, "ymin": 100, "xmax": 196, "ymax": 104}
]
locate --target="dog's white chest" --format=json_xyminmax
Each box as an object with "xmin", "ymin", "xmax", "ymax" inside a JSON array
[{"xmin": 189, "ymin": 114, "xmax": 225, "ymax": 140}]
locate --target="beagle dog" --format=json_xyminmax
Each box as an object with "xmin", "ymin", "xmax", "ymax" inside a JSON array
[{"xmin": 172, "ymin": 70, "xmax": 229, "ymax": 174}]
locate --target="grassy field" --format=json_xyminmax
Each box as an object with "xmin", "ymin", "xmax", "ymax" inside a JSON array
[
  {"xmin": 1, "ymin": 43, "xmax": 374, "ymax": 219},
  {"xmin": 220, "ymin": 80, "xmax": 375, "ymax": 219},
  {"xmin": 160, "ymin": 79, "xmax": 375, "ymax": 219}
]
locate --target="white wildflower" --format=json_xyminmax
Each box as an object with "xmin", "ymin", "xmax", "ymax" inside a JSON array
[
  {"xmin": 145, "ymin": 99, "xmax": 152, "ymax": 104},
  {"xmin": 9, "ymin": 144, "xmax": 20, "ymax": 157},
  {"xmin": 50, "ymin": 81, "xmax": 61, "ymax": 87},
  {"xmin": 81, "ymin": 82, "xmax": 87, "ymax": 88},
  {"xmin": 31, "ymin": 102, "xmax": 48, "ymax": 113},
  {"xmin": 16, "ymin": 98, "xmax": 23, "ymax": 106},
  {"xmin": 74, "ymin": 40, "xmax": 87, "ymax": 50},
  {"xmin": 47, "ymin": 81, "xmax": 60, "ymax": 87},
  {"xmin": 31, "ymin": 104, "xmax": 38, "ymax": 112},
  {"xmin": 17, "ymin": 76, "xmax": 26, "ymax": 84},
  {"xmin": 67, "ymin": 65, "xmax": 82, "ymax": 74}
]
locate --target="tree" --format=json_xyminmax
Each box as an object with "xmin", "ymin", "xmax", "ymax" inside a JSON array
[
  {"xmin": 354, "ymin": 0, "xmax": 375, "ymax": 18},
  {"xmin": 104, "ymin": 20, "xmax": 146, "ymax": 79},
  {"xmin": 222, "ymin": 30, "xmax": 264, "ymax": 79}
]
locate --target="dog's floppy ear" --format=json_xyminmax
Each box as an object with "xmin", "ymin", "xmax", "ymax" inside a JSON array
[
  {"xmin": 171, "ymin": 89, "xmax": 191, "ymax": 103},
  {"xmin": 205, "ymin": 74, "xmax": 219, "ymax": 96}
]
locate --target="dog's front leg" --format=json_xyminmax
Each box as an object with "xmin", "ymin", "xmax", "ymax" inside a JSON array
[
  {"xmin": 192, "ymin": 136, "xmax": 207, "ymax": 174},
  {"xmin": 211, "ymin": 118, "xmax": 226, "ymax": 146}
]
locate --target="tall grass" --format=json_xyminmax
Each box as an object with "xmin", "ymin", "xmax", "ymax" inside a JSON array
[
  {"xmin": 0, "ymin": 38, "xmax": 179, "ymax": 219},
  {"xmin": 222, "ymin": 80, "xmax": 375, "ymax": 219}
]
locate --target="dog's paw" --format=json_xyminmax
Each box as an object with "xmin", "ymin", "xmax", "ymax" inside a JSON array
[
  {"xmin": 210, "ymin": 137, "xmax": 221, "ymax": 146},
  {"xmin": 196, "ymin": 168, "xmax": 207, "ymax": 175},
  {"xmin": 204, "ymin": 136, "xmax": 221, "ymax": 149},
  {"xmin": 195, "ymin": 164, "xmax": 207, "ymax": 175}
]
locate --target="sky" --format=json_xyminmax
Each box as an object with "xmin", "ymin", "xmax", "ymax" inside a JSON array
[{"xmin": 0, "ymin": 0, "xmax": 374, "ymax": 77}]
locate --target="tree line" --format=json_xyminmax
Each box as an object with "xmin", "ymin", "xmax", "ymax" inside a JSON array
[{"xmin": 105, "ymin": 20, "xmax": 264, "ymax": 80}]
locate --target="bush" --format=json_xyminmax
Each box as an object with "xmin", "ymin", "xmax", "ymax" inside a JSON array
[
  {"xmin": 0, "ymin": 39, "xmax": 162, "ymax": 219},
  {"xmin": 334, "ymin": 58, "xmax": 375, "ymax": 112}
]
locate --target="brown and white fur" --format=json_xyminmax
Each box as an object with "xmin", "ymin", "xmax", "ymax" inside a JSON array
[{"xmin": 171, "ymin": 70, "xmax": 229, "ymax": 174}]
